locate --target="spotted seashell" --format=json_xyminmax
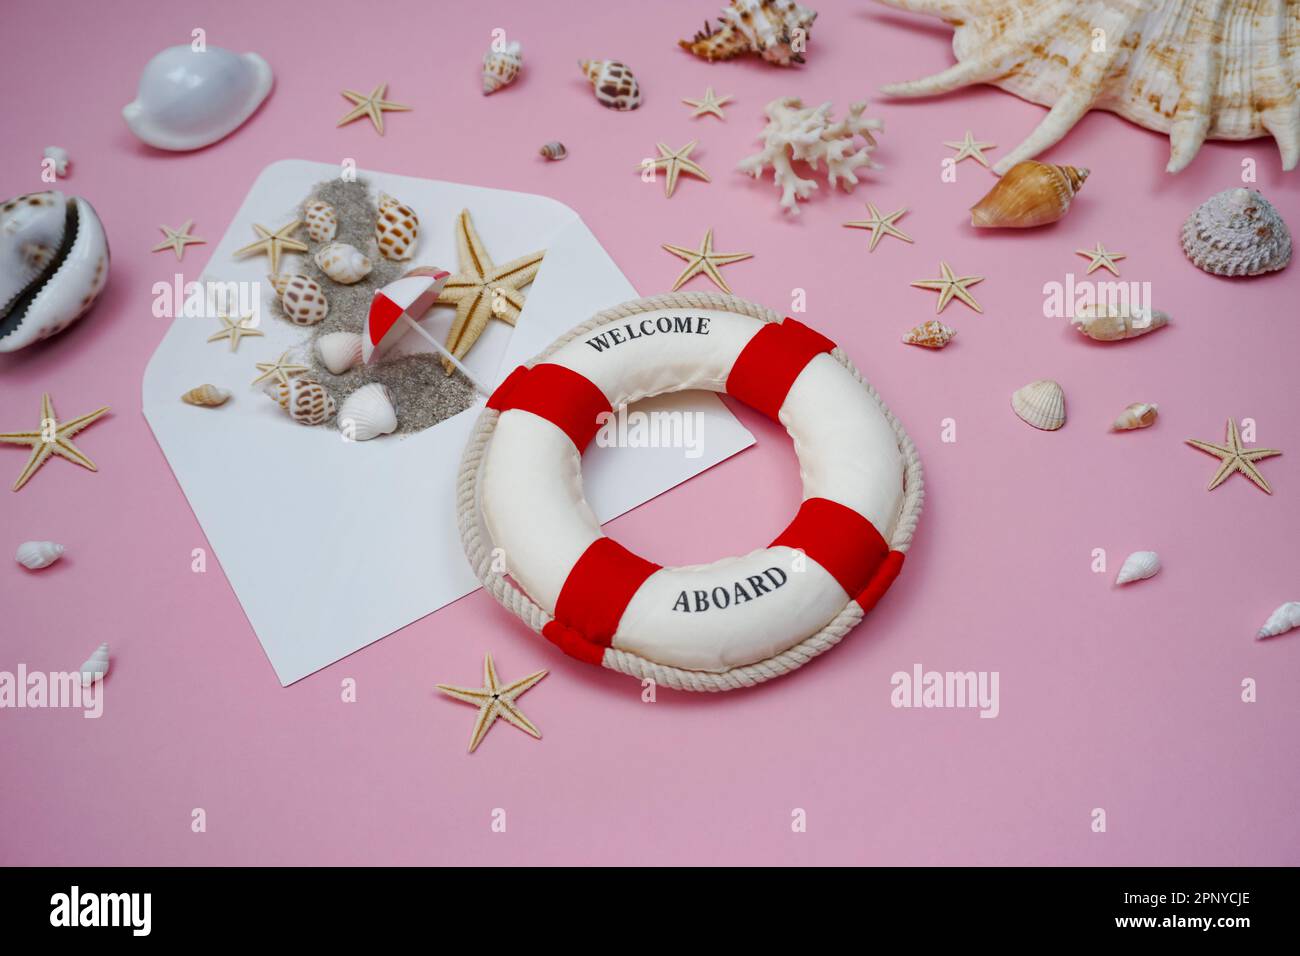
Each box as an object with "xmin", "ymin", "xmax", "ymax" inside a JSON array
[
  {"xmin": 1011, "ymin": 379, "xmax": 1066, "ymax": 431},
  {"xmin": 482, "ymin": 40, "xmax": 522, "ymax": 95},
  {"xmin": 539, "ymin": 141, "xmax": 568, "ymax": 160},
  {"xmin": 314, "ymin": 242, "xmax": 372, "ymax": 284},
  {"xmin": 579, "ymin": 59, "xmax": 641, "ymax": 111},
  {"xmin": 264, "ymin": 377, "xmax": 336, "ymax": 426},
  {"xmin": 303, "ymin": 200, "xmax": 337, "ymax": 243},
  {"xmin": 181, "ymin": 384, "xmax": 232, "ymax": 407},
  {"xmin": 375, "ymin": 193, "xmax": 419, "ymax": 261},
  {"xmin": 268, "ymin": 273, "xmax": 329, "ymax": 325},
  {"xmin": 1180, "ymin": 188, "xmax": 1291, "ymax": 277}
]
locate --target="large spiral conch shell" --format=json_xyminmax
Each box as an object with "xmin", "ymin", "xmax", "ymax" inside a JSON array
[
  {"xmin": 1181, "ymin": 188, "xmax": 1292, "ymax": 277},
  {"xmin": 876, "ymin": 0, "xmax": 1300, "ymax": 173},
  {"xmin": 679, "ymin": 0, "xmax": 818, "ymax": 66},
  {"xmin": 969, "ymin": 162, "xmax": 1088, "ymax": 228}
]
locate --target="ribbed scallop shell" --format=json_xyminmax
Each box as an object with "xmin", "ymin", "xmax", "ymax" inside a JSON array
[
  {"xmin": 15, "ymin": 540, "xmax": 64, "ymax": 570},
  {"xmin": 680, "ymin": 0, "xmax": 818, "ymax": 66},
  {"xmin": 902, "ymin": 319, "xmax": 956, "ymax": 348},
  {"xmin": 1011, "ymin": 379, "xmax": 1066, "ymax": 430},
  {"xmin": 970, "ymin": 162, "xmax": 1088, "ymax": 228},
  {"xmin": 1181, "ymin": 188, "xmax": 1292, "ymax": 277},
  {"xmin": 1116, "ymin": 550, "xmax": 1161, "ymax": 585},
  {"xmin": 269, "ymin": 273, "xmax": 329, "ymax": 325},
  {"xmin": 338, "ymin": 382, "xmax": 397, "ymax": 441},
  {"xmin": 375, "ymin": 193, "xmax": 419, "ymax": 261},
  {"xmin": 317, "ymin": 331, "xmax": 363, "ymax": 374},
  {"xmin": 482, "ymin": 41, "xmax": 522, "ymax": 95},
  {"xmin": 580, "ymin": 59, "xmax": 641, "ymax": 110},
  {"xmin": 877, "ymin": 0, "xmax": 1300, "ymax": 173},
  {"xmin": 314, "ymin": 242, "xmax": 372, "ymax": 284},
  {"xmin": 265, "ymin": 378, "xmax": 336, "ymax": 426},
  {"xmin": 303, "ymin": 200, "xmax": 337, "ymax": 243},
  {"xmin": 181, "ymin": 384, "xmax": 231, "ymax": 407}
]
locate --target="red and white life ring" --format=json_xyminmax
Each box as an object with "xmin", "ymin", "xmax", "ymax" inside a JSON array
[{"xmin": 457, "ymin": 294, "xmax": 924, "ymax": 692}]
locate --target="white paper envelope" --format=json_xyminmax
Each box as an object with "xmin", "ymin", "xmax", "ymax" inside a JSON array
[{"xmin": 142, "ymin": 160, "xmax": 754, "ymax": 685}]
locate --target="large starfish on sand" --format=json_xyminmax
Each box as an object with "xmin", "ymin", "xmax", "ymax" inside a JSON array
[
  {"xmin": 435, "ymin": 209, "xmax": 545, "ymax": 374},
  {"xmin": 0, "ymin": 393, "xmax": 110, "ymax": 492}
]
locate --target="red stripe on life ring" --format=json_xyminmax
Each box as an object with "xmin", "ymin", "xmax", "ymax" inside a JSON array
[
  {"xmin": 770, "ymin": 497, "xmax": 889, "ymax": 600},
  {"xmin": 488, "ymin": 363, "xmax": 613, "ymax": 451},
  {"xmin": 545, "ymin": 537, "xmax": 662, "ymax": 662},
  {"xmin": 855, "ymin": 550, "xmax": 905, "ymax": 613},
  {"xmin": 726, "ymin": 318, "xmax": 836, "ymax": 421}
]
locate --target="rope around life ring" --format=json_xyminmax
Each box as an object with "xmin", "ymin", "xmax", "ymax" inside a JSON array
[{"xmin": 456, "ymin": 292, "xmax": 924, "ymax": 693}]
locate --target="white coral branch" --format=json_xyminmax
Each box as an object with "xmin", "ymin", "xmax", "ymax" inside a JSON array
[{"xmin": 737, "ymin": 97, "xmax": 883, "ymax": 215}]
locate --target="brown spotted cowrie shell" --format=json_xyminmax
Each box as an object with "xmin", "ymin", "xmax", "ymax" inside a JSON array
[{"xmin": 375, "ymin": 193, "xmax": 419, "ymax": 261}]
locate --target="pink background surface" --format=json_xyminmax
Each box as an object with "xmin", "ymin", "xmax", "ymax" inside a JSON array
[{"xmin": 2, "ymin": 0, "xmax": 1298, "ymax": 866}]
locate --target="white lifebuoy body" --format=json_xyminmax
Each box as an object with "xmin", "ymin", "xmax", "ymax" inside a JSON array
[{"xmin": 458, "ymin": 294, "xmax": 923, "ymax": 692}]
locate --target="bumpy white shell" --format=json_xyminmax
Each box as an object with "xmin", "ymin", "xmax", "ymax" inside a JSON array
[
  {"xmin": 303, "ymin": 200, "xmax": 337, "ymax": 243},
  {"xmin": 877, "ymin": 0, "xmax": 1300, "ymax": 173},
  {"xmin": 1072, "ymin": 305, "xmax": 1169, "ymax": 342},
  {"xmin": 1116, "ymin": 550, "xmax": 1161, "ymax": 585},
  {"xmin": 268, "ymin": 273, "xmax": 329, "ymax": 325},
  {"xmin": 15, "ymin": 540, "xmax": 64, "ymax": 570},
  {"xmin": 579, "ymin": 59, "xmax": 641, "ymax": 110},
  {"xmin": 1011, "ymin": 379, "xmax": 1066, "ymax": 430},
  {"xmin": 1112, "ymin": 402, "xmax": 1158, "ymax": 431},
  {"xmin": 122, "ymin": 45, "xmax": 273, "ymax": 152},
  {"xmin": 375, "ymin": 194, "xmax": 419, "ymax": 261},
  {"xmin": 264, "ymin": 378, "xmax": 336, "ymax": 426},
  {"xmin": 680, "ymin": 0, "xmax": 818, "ymax": 66},
  {"xmin": 43, "ymin": 146, "xmax": 69, "ymax": 176},
  {"xmin": 317, "ymin": 331, "xmax": 363, "ymax": 374},
  {"xmin": 0, "ymin": 191, "xmax": 110, "ymax": 353},
  {"xmin": 1180, "ymin": 188, "xmax": 1292, "ymax": 277},
  {"xmin": 482, "ymin": 40, "xmax": 522, "ymax": 95},
  {"xmin": 1257, "ymin": 601, "xmax": 1300, "ymax": 639},
  {"xmin": 80, "ymin": 642, "xmax": 109, "ymax": 686},
  {"xmin": 338, "ymin": 383, "xmax": 397, "ymax": 441},
  {"xmin": 314, "ymin": 242, "xmax": 372, "ymax": 284}
]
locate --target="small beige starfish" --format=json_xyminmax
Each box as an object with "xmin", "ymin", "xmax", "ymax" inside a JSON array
[
  {"xmin": 251, "ymin": 351, "xmax": 309, "ymax": 388},
  {"xmin": 1186, "ymin": 419, "xmax": 1282, "ymax": 494},
  {"xmin": 682, "ymin": 87, "xmax": 733, "ymax": 119},
  {"xmin": 435, "ymin": 209, "xmax": 546, "ymax": 375},
  {"xmin": 943, "ymin": 131, "xmax": 997, "ymax": 167},
  {"xmin": 662, "ymin": 228, "xmax": 753, "ymax": 294},
  {"xmin": 911, "ymin": 261, "xmax": 984, "ymax": 313},
  {"xmin": 207, "ymin": 313, "xmax": 264, "ymax": 352},
  {"xmin": 642, "ymin": 141, "xmax": 710, "ymax": 198},
  {"xmin": 151, "ymin": 220, "xmax": 206, "ymax": 260},
  {"xmin": 233, "ymin": 221, "xmax": 308, "ymax": 275},
  {"xmin": 436, "ymin": 653, "xmax": 547, "ymax": 754},
  {"xmin": 1075, "ymin": 242, "xmax": 1126, "ymax": 276},
  {"xmin": 0, "ymin": 393, "xmax": 110, "ymax": 492},
  {"xmin": 336, "ymin": 82, "xmax": 412, "ymax": 135},
  {"xmin": 843, "ymin": 203, "xmax": 913, "ymax": 252}
]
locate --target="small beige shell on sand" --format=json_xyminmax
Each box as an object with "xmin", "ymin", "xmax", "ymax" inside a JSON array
[
  {"xmin": 375, "ymin": 193, "xmax": 419, "ymax": 261},
  {"xmin": 902, "ymin": 319, "xmax": 955, "ymax": 349},
  {"xmin": 1111, "ymin": 402, "xmax": 1158, "ymax": 431},
  {"xmin": 1116, "ymin": 550, "xmax": 1161, "ymax": 585},
  {"xmin": 1071, "ymin": 304, "xmax": 1168, "ymax": 342},
  {"xmin": 264, "ymin": 378, "xmax": 336, "ymax": 426},
  {"xmin": 1257, "ymin": 601, "xmax": 1300, "ymax": 640},
  {"xmin": 970, "ymin": 161, "xmax": 1088, "ymax": 228},
  {"xmin": 338, "ymin": 382, "xmax": 397, "ymax": 441},
  {"xmin": 482, "ymin": 40, "xmax": 522, "ymax": 95},
  {"xmin": 303, "ymin": 200, "xmax": 337, "ymax": 243},
  {"xmin": 80, "ymin": 642, "xmax": 109, "ymax": 686},
  {"xmin": 314, "ymin": 242, "xmax": 372, "ymax": 284},
  {"xmin": 180, "ymin": 384, "xmax": 231, "ymax": 407},
  {"xmin": 1181, "ymin": 188, "xmax": 1292, "ymax": 277},
  {"xmin": 317, "ymin": 331, "xmax": 363, "ymax": 374},
  {"xmin": 539, "ymin": 141, "xmax": 568, "ymax": 160},
  {"xmin": 580, "ymin": 59, "xmax": 641, "ymax": 111},
  {"xmin": 15, "ymin": 540, "xmax": 64, "ymax": 569},
  {"xmin": 269, "ymin": 273, "xmax": 329, "ymax": 325},
  {"xmin": 1011, "ymin": 379, "xmax": 1065, "ymax": 430}
]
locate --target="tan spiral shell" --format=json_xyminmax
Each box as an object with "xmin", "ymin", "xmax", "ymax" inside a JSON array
[
  {"xmin": 539, "ymin": 141, "xmax": 568, "ymax": 160},
  {"xmin": 970, "ymin": 161, "xmax": 1088, "ymax": 228},
  {"xmin": 180, "ymin": 384, "xmax": 231, "ymax": 407},
  {"xmin": 482, "ymin": 41, "xmax": 522, "ymax": 95}
]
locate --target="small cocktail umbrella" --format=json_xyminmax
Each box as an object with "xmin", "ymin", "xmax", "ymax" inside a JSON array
[{"xmin": 364, "ymin": 267, "xmax": 490, "ymax": 395}]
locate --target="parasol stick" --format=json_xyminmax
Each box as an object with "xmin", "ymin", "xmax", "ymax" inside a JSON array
[{"xmin": 399, "ymin": 315, "xmax": 491, "ymax": 397}]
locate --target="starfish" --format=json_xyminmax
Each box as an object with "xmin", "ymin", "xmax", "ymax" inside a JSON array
[
  {"xmin": 151, "ymin": 220, "xmax": 206, "ymax": 260},
  {"xmin": 641, "ymin": 141, "xmax": 710, "ymax": 198},
  {"xmin": 682, "ymin": 87, "xmax": 733, "ymax": 119},
  {"xmin": 435, "ymin": 209, "xmax": 545, "ymax": 375},
  {"xmin": 1186, "ymin": 419, "xmax": 1282, "ymax": 494},
  {"xmin": 0, "ymin": 393, "xmax": 110, "ymax": 492},
  {"xmin": 843, "ymin": 203, "xmax": 913, "ymax": 252},
  {"xmin": 911, "ymin": 261, "xmax": 984, "ymax": 314},
  {"xmin": 207, "ymin": 313, "xmax": 263, "ymax": 352},
  {"xmin": 1075, "ymin": 242, "xmax": 1126, "ymax": 276},
  {"xmin": 436, "ymin": 653, "xmax": 547, "ymax": 754},
  {"xmin": 233, "ymin": 221, "xmax": 308, "ymax": 275},
  {"xmin": 336, "ymin": 82, "xmax": 411, "ymax": 135},
  {"xmin": 943, "ymin": 130, "xmax": 997, "ymax": 167},
  {"xmin": 661, "ymin": 228, "xmax": 753, "ymax": 294},
  {"xmin": 251, "ymin": 351, "xmax": 309, "ymax": 388}
]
